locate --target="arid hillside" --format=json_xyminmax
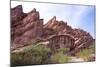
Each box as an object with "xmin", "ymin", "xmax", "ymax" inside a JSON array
[{"xmin": 11, "ymin": 5, "xmax": 95, "ymax": 66}]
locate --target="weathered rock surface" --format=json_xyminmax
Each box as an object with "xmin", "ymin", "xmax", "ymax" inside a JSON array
[
  {"xmin": 43, "ymin": 16, "xmax": 94, "ymax": 54},
  {"xmin": 11, "ymin": 5, "xmax": 94, "ymax": 54},
  {"xmin": 44, "ymin": 16, "xmax": 73, "ymax": 35},
  {"xmin": 11, "ymin": 5, "xmax": 43, "ymax": 50}
]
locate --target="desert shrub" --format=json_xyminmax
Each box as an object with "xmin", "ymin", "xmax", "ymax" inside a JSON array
[
  {"xmin": 49, "ymin": 47, "xmax": 70, "ymax": 64},
  {"xmin": 11, "ymin": 43, "xmax": 52, "ymax": 66},
  {"xmin": 50, "ymin": 52, "xmax": 70, "ymax": 64},
  {"xmin": 57, "ymin": 47, "xmax": 70, "ymax": 54},
  {"xmin": 75, "ymin": 42, "xmax": 95, "ymax": 61}
]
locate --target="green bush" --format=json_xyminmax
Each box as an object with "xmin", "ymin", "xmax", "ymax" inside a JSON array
[
  {"xmin": 57, "ymin": 48, "xmax": 70, "ymax": 53},
  {"xmin": 50, "ymin": 52, "xmax": 70, "ymax": 64},
  {"xmin": 75, "ymin": 43, "xmax": 95, "ymax": 61},
  {"xmin": 11, "ymin": 43, "xmax": 52, "ymax": 66}
]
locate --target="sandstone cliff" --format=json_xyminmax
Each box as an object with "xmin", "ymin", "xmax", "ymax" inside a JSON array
[
  {"xmin": 11, "ymin": 5, "xmax": 94, "ymax": 54},
  {"xmin": 11, "ymin": 5, "xmax": 43, "ymax": 50}
]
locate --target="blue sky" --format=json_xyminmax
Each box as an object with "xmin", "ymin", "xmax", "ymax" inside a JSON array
[{"xmin": 11, "ymin": 1, "xmax": 95, "ymax": 38}]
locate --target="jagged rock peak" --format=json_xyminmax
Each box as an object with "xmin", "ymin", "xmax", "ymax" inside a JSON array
[
  {"xmin": 44, "ymin": 16, "xmax": 70, "ymax": 30},
  {"xmin": 52, "ymin": 16, "xmax": 56, "ymax": 22},
  {"xmin": 29, "ymin": 8, "xmax": 37, "ymax": 14},
  {"xmin": 11, "ymin": 5, "xmax": 26, "ymax": 25},
  {"xmin": 11, "ymin": 5, "xmax": 23, "ymax": 11},
  {"xmin": 44, "ymin": 16, "xmax": 57, "ymax": 28},
  {"xmin": 15, "ymin": 5, "xmax": 22, "ymax": 9},
  {"xmin": 48, "ymin": 16, "xmax": 57, "ymax": 23}
]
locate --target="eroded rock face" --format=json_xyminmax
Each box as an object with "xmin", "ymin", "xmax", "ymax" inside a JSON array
[
  {"xmin": 11, "ymin": 5, "xmax": 94, "ymax": 54},
  {"xmin": 11, "ymin": 5, "xmax": 43, "ymax": 50},
  {"xmin": 11, "ymin": 5, "xmax": 27, "ymax": 26},
  {"xmin": 46, "ymin": 34, "xmax": 75, "ymax": 52},
  {"xmin": 69, "ymin": 29, "xmax": 94, "ymax": 54},
  {"xmin": 44, "ymin": 16, "xmax": 72, "ymax": 35},
  {"xmin": 44, "ymin": 16, "xmax": 94, "ymax": 54}
]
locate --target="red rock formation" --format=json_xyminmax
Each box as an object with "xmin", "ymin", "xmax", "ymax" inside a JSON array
[
  {"xmin": 11, "ymin": 5, "xmax": 94, "ymax": 54},
  {"xmin": 11, "ymin": 5, "xmax": 43, "ymax": 50},
  {"xmin": 44, "ymin": 16, "xmax": 94, "ymax": 54},
  {"xmin": 44, "ymin": 16, "xmax": 72, "ymax": 35}
]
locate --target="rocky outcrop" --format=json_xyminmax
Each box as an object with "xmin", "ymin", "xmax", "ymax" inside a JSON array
[
  {"xmin": 44, "ymin": 16, "xmax": 73, "ymax": 35},
  {"xmin": 44, "ymin": 16, "xmax": 94, "ymax": 54},
  {"xmin": 68, "ymin": 29, "xmax": 94, "ymax": 55},
  {"xmin": 11, "ymin": 5, "xmax": 43, "ymax": 50},
  {"xmin": 11, "ymin": 5, "xmax": 94, "ymax": 54},
  {"xmin": 46, "ymin": 34, "xmax": 75, "ymax": 52}
]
